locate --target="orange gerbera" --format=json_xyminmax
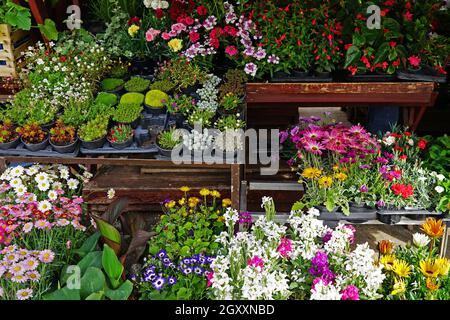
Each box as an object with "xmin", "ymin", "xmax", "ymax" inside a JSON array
[
  {"xmin": 421, "ymin": 218, "xmax": 445, "ymax": 239},
  {"xmin": 378, "ymin": 240, "xmax": 394, "ymax": 255},
  {"xmin": 426, "ymin": 278, "xmax": 440, "ymax": 291}
]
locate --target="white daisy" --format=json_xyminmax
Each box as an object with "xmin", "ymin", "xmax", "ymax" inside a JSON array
[
  {"xmin": 16, "ymin": 288, "xmax": 33, "ymax": 300},
  {"xmin": 37, "ymin": 181, "xmax": 50, "ymax": 192},
  {"xmin": 38, "ymin": 200, "xmax": 52, "ymax": 212},
  {"xmin": 47, "ymin": 190, "xmax": 58, "ymax": 201},
  {"xmin": 14, "ymin": 185, "xmax": 27, "ymax": 196},
  {"xmin": 34, "ymin": 172, "xmax": 49, "ymax": 184},
  {"xmin": 10, "ymin": 166, "xmax": 24, "ymax": 177},
  {"xmin": 67, "ymin": 178, "xmax": 79, "ymax": 190},
  {"xmin": 10, "ymin": 178, "xmax": 22, "ymax": 188},
  {"xmin": 23, "ymin": 222, "xmax": 33, "ymax": 233},
  {"xmin": 107, "ymin": 188, "xmax": 115, "ymax": 200}
]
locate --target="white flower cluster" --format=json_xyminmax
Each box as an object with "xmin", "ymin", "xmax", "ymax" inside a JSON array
[
  {"xmin": 223, "ymin": 207, "xmax": 239, "ymax": 229},
  {"xmin": 196, "ymin": 74, "xmax": 221, "ymax": 112},
  {"xmin": 412, "ymin": 233, "xmax": 430, "ymax": 248},
  {"xmin": 183, "ymin": 129, "xmax": 215, "ymax": 152},
  {"xmin": 253, "ymin": 216, "xmax": 287, "ymax": 242},
  {"xmin": 323, "ymin": 224, "xmax": 354, "ymax": 256},
  {"xmin": 241, "ymin": 266, "xmax": 290, "ymax": 300},
  {"xmin": 144, "ymin": 0, "xmax": 169, "ymax": 9},
  {"xmin": 310, "ymin": 279, "xmax": 342, "ymax": 300}
]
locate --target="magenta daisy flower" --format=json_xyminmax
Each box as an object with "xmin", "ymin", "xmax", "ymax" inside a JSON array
[
  {"xmin": 38, "ymin": 250, "xmax": 55, "ymax": 264},
  {"xmin": 304, "ymin": 141, "xmax": 325, "ymax": 155},
  {"xmin": 302, "ymin": 128, "xmax": 323, "ymax": 140},
  {"xmin": 16, "ymin": 288, "xmax": 33, "ymax": 300},
  {"xmin": 348, "ymin": 125, "xmax": 365, "ymax": 135}
]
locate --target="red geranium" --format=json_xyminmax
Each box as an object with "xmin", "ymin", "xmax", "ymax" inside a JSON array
[
  {"xmin": 210, "ymin": 38, "xmax": 220, "ymax": 49},
  {"xmin": 189, "ymin": 31, "xmax": 200, "ymax": 43},
  {"xmin": 418, "ymin": 139, "xmax": 427, "ymax": 150},
  {"xmin": 128, "ymin": 16, "xmax": 141, "ymax": 26},
  {"xmin": 392, "ymin": 183, "xmax": 414, "ymax": 199},
  {"xmin": 197, "ymin": 5, "xmax": 207, "ymax": 16}
]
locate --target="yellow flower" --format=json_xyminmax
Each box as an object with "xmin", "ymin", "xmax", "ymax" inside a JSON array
[
  {"xmin": 379, "ymin": 255, "xmax": 396, "ymax": 271},
  {"xmin": 378, "ymin": 240, "xmax": 394, "ymax": 255},
  {"xmin": 128, "ymin": 24, "xmax": 140, "ymax": 37},
  {"xmin": 217, "ymin": 216, "xmax": 225, "ymax": 223},
  {"xmin": 301, "ymin": 167, "xmax": 322, "ymax": 179},
  {"xmin": 435, "ymin": 258, "xmax": 450, "ymax": 276},
  {"xmin": 332, "ymin": 165, "xmax": 340, "ymax": 172},
  {"xmin": 391, "ymin": 278, "xmax": 406, "ymax": 296},
  {"xmin": 392, "ymin": 260, "xmax": 412, "ymax": 278},
  {"xmin": 421, "ymin": 218, "xmax": 445, "ymax": 239},
  {"xmin": 419, "ymin": 259, "xmax": 440, "ymax": 278},
  {"xmin": 200, "ymin": 188, "xmax": 210, "ymax": 196},
  {"xmin": 178, "ymin": 197, "xmax": 186, "ymax": 206},
  {"xmin": 211, "ymin": 190, "xmax": 221, "ymax": 198},
  {"xmin": 426, "ymin": 278, "xmax": 440, "ymax": 291},
  {"xmin": 222, "ymin": 198, "xmax": 232, "ymax": 207},
  {"xmin": 318, "ymin": 176, "xmax": 333, "ymax": 188},
  {"xmin": 188, "ymin": 197, "xmax": 200, "ymax": 208},
  {"xmin": 165, "ymin": 200, "xmax": 176, "ymax": 209},
  {"xmin": 334, "ymin": 172, "xmax": 348, "ymax": 182},
  {"xmin": 168, "ymin": 38, "xmax": 183, "ymax": 52},
  {"xmin": 180, "ymin": 186, "xmax": 191, "ymax": 193}
]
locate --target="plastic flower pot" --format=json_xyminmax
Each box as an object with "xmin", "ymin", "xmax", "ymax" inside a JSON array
[
  {"xmin": 0, "ymin": 135, "xmax": 20, "ymax": 150},
  {"xmin": 41, "ymin": 121, "xmax": 55, "ymax": 132},
  {"xmin": 108, "ymin": 135, "xmax": 133, "ymax": 150},
  {"xmin": 114, "ymin": 118, "xmax": 140, "ymax": 130},
  {"xmin": 407, "ymin": 66, "xmax": 422, "ymax": 73},
  {"xmin": 105, "ymin": 85, "xmax": 124, "ymax": 94},
  {"xmin": 293, "ymin": 70, "xmax": 310, "ymax": 80},
  {"xmin": 144, "ymin": 104, "xmax": 167, "ymax": 116},
  {"xmin": 156, "ymin": 143, "xmax": 174, "ymax": 158},
  {"xmin": 347, "ymin": 202, "xmax": 377, "ymax": 223},
  {"xmin": 314, "ymin": 71, "xmax": 331, "ymax": 79},
  {"xmin": 80, "ymin": 135, "xmax": 107, "ymax": 150},
  {"xmin": 169, "ymin": 113, "xmax": 186, "ymax": 128},
  {"xmin": 22, "ymin": 137, "xmax": 49, "ymax": 152},
  {"xmin": 376, "ymin": 206, "xmax": 403, "ymax": 225},
  {"xmin": 49, "ymin": 137, "xmax": 79, "ymax": 154}
]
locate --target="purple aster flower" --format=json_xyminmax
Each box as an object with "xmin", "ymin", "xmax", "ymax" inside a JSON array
[
  {"xmin": 152, "ymin": 276, "xmax": 166, "ymax": 291},
  {"xmin": 359, "ymin": 185, "xmax": 369, "ymax": 193},
  {"xmin": 168, "ymin": 277, "xmax": 177, "ymax": 285},
  {"xmin": 267, "ymin": 54, "xmax": 280, "ymax": 64}
]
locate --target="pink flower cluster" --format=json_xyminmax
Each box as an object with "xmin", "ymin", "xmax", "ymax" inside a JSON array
[
  {"xmin": 247, "ymin": 255, "xmax": 264, "ymax": 270},
  {"xmin": 277, "ymin": 237, "xmax": 293, "ymax": 258},
  {"xmin": 341, "ymin": 284, "xmax": 360, "ymax": 300}
]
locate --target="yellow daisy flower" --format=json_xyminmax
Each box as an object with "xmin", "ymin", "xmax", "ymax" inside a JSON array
[
  {"xmin": 419, "ymin": 259, "xmax": 440, "ymax": 278},
  {"xmin": 211, "ymin": 190, "xmax": 221, "ymax": 198},
  {"xmin": 318, "ymin": 176, "xmax": 333, "ymax": 188},
  {"xmin": 222, "ymin": 198, "xmax": 232, "ymax": 207},
  {"xmin": 435, "ymin": 258, "xmax": 450, "ymax": 276},
  {"xmin": 421, "ymin": 218, "xmax": 445, "ymax": 239},
  {"xmin": 379, "ymin": 255, "xmax": 396, "ymax": 271},
  {"xmin": 180, "ymin": 186, "xmax": 191, "ymax": 193},
  {"xmin": 391, "ymin": 278, "xmax": 406, "ymax": 296},
  {"xmin": 301, "ymin": 167, "xmax": 322, "ymax": 179},
  {"xmin": 334, "ymin": 172, "xmax": 348, "ymax": 182},
  {"xmin": 178, "ymin": 197, "xmax": 186, "ymax": 206},
  {"xmin": 392, "ymin": 260, "xmax": 412, "ymax": 278},
  {"xmin": 200, "ymin": 188, "xmax": 210, "ymax": 196},
  {"xmin": 165, "ymin": 200, "xmax": 176, "ymax": 209}
]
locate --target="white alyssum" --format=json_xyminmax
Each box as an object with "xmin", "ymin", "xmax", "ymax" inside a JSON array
[{"xmin": 196, "ymin": 74, "xmax": 221, "ymax": 112}]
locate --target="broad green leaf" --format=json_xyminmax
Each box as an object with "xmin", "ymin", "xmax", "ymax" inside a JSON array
[
  {"xmin": 77, "ymin": 251, "xmax": 102, "ymax": 275},
  {"xmin": 5, "ymin": 9, "xmax": 31, "ymax": 30},
  {"xmin": 104, "ymin": 280, "xmax": 133, "ymax": 300},
  {"xmin": 44, "ymin": 287, "xmax": 81, "ymax": 300},
  {"xmin": 38, "ymin": 19, "xmax": 58, "ymax": 40},
  {"xmin": 93, "ymin": 216, "xmax": 122, "ymax": 245},
  {"xmin": 344, "ymin": 46, "xmax": 361, "ymax": 69},
  {"xmin": 74, "ymin": 231, "xmax": 101, "ymax": 258},
  {"xmin": 102, "ymin": 244, "xmax": 124, "ymax": 289},
  {"xmin": 374, "ymin": 42, "xmax": 389, "ymax": 64},
  {"xmin": 80, "ymin": 267, "xmax": 105, "ymax": 299},
  {"xmin": 86, "ymin": 291, "xmax": 104, "ymax": 300}
]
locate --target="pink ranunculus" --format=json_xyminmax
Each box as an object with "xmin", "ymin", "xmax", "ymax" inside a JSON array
[
  {"xmin": 225, "ymin": 45, "xmax": 238, "ymax": 56},
  {"xmin": 145, "ymin": 28, "xmax": 161, "ymax": 42},
  {"xmin": 161, "ymin": 32, "xmax": 171, "ymax": 40}
]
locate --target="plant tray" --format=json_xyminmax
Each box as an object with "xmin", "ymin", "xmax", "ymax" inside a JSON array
[
  {"xmin": 318, "ymin": 210, "xmax": 378, "ymax": 222},
  {"xmin": 270, "ymin": 74, "xmax": 333, "ymax": 83},
  {"xmin": 0, "ymin": 142, "xmax": 80, "ymax": 158},
  {"xmin": 397, "ymin": 65, "xmax": 447, "ymax": 83},
  {"xmin": 80, "ymin": 126, "xmax": 158, "ymax": 155},
  {"xmin": 345, "ymin": 73, "xmax": 397, "ymax": 82}
]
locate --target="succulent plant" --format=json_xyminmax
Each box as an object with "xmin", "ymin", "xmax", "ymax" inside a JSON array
[
  {"xmin": 0, "ymin": 120, "xmax": 19, "ymax": 144},
  {"xmin": 50, "ymin": 120, "xmax": 76, "ymax": 145},
  {"xmin": 16, "ymin": 123, "xmax": 47, "ymax": 144},
  {"xmin": 113, "ymin": 103, "xmax": 143, "ymax": 124},
  {"xmin": 78, "ymin": 116, "xmax": 109, "ymax": 142},
  {"xmin": 145, "ymin": 90, "xmax": 169, "ymax": 108},
  {"xmin": 120, "ymin": 92, "xmax": 145, "ymax": 105},
  {"xmin": 150, "ymin": 80, "xmax": 176, "ymax": 93}
]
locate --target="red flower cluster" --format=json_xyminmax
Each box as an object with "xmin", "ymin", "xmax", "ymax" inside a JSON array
[
  {"xmin": 391, "ymin": 183, "xmax": 414, "ymax": 199},
  {"xmin": 418, "ymin": 138, "xmax": 428, "ymax": 150}
]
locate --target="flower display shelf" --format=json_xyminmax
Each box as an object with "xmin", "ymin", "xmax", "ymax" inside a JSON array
[
  {"xmin": 376, "ymin": 209, "xmax": 446, "ymax": 225},
  {"xmin": 246, "ymin": 82, "xmax": 439, "ymax": 131},
  {"xmin": 0, "ymin": 140, "xmax": 80, "ymax": 158},
  {"xmin": 317, "ymin": 209, "xmax": 378, "ymax": 223},
  {"xmin": 270, "ymin": 73, "xmax": 333, "ymax": 83},
  {"xmin": 344, "ymin": 73, "xmax": 397, "ymax": 82},
  {"xmin": 397, "ymin": 65, "xmax": 448, "ymax": 84}
]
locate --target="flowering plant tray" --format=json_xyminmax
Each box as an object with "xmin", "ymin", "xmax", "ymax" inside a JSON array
[
  {"xmin": 345, "ymin": 73, "xmax": 397, "ymax": 82},
  {"xmin": 0, "ymin": 142, "xmax": 80, "ymax": 158},
  {"xmin": 397, "ymin": 65, "xmax": 447, "ymax": 83},
  {"xmin": 270, "ymin": 74, "xmax": 333, "ymax": 83}
]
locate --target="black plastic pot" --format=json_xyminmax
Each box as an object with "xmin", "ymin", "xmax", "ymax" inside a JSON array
[
  {"xmin": 347, "ymin": 203, "xmax": 377, "ymax": 223},
  {"xmin": 293, "ymin": 70, "xmax": 310, "ymax": 78},
  {"xmin": 130, "ymin": 58, "xmax": 159, "ymax": 76},
  {"xmin": 22, "ymin": 137, "xmax": 49, "ymax": 152},
  {"xmin": 314, "ymin": 71, "xmax": 331, "ymax": 79},
  {"xmin": 377, "ymin": 207, "xmax": 403, "ymax": 225},
  {"xmin": 169, "ymin": 113, "xmax": 186, "ymax": 128},
  {"xmin": 156, "ymin": 143, "xmax": 174, "ymax": 158},
  {"xmin": 49, "ymin": 138, "xmax": 78, "ymax": 154},
  {"xmin": 180, "ymin": 84, "xmax": 201, "ymax": 96},
  {"xmin": 0, "ymin": 135, "xmax": 20, "ymax": 150},
  {"xmin": 80, "ymin": 136, "xmax": 107, "ymax": 150},
  {"xmin": 217, "ymin": 105, "xmax": 243, "ymax": 118},
  {"xmin": 144, "ymin": 104, "xmax": 167, "ymax": 116},
  {"xmin": 104, "ymin": 85, "xmax": 124, "ymax": 94},
  {"xmin": 41, "ymin": 122, "xmax": 55, "ymax": 132},
  {"xmin": 108, "ymin": 136, "xmax": 134, "ymax": 150}
]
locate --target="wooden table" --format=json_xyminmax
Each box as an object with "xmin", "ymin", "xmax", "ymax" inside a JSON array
[{"xmin": 246, "ymin": 82, "xmax": 439, "ymax": 131}]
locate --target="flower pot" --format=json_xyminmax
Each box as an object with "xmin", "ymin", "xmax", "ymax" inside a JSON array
[
  {"xmin": 407, "ymin": 66, "xmax": 422, "ymax": 73},
  {"xmin": 130, "ymin": 58, "xmax": 158, "ymax": 76},
  {"xmin": 293, "ymin": 70, "xmax": 310, "ymax": 78},
  {"xmin": 116, "ymin": 118, "xmax": 141, "ymax": 130},
  {"xmin": 347, "ymin": 202, "xmax": 377, "ymax": 223},
  {"xmin": 314, "ymin": 71, "xmax": 331, "ymax": 79},
  {"xmin": 217, "ymin": 105, "xmax": 243, "ymax": 118},
  {"xmin": 49, "ymin": 138, "xmax": 78, "ymax": 154},
  {"xmin": 377, "ymin": 206, "xmax": 403, "ymax": 225},
  {"xmin": 80, "ymin": 136, "xmax": 107, "ymax": 150},
  {"xmin": 156, "ymin": 143, "xmax": 174, "ymax": 158},
  {"xmin": 144, "ymin": 104, "xmax": 167, "ymax": 116},
  {"xmin": 41, "ymin": 121, "xmax": 55, "ymax": 132},
  {"xmin": 105, "ymin": 85, "xmax": 124, "ymax": 94},
  {"xmin": 0, "ymin": 135, "xmax": 20, "ymax": 150},
  {"xmin": 22, "ymin": 137, "xmax": 49, "ymax": 152},
  {"xmin": 169, "ymin": 113, "xmax": 186, "ymax": 128},
  {"xmin": 108, "ymin": 135, "xmax": 134, "ymax": 150}
]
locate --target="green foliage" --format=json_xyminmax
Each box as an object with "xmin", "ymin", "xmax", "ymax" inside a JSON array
[
  {"xmin": 108, "ymin": 60, "xmax": 129, "ymax": 78},
  {"xmin": 145, "ymin": 90, "xmax": 169, "ymax": 108},
  {"xmin": 95, "ymin": 92, "xmax": 118, "ymax": 107},
  {"xmin": 150, "ymin": 80, "xmax": 176, "ymax": 93},
  {"xmin": 219, "ymin": 92, "xmax": 241, "ymax": 112},
  {"xmin": 101, "ymin": 78, "xmax": 125, "ymax": 92},
  {"xmin": 124, "ymin": 76, "xmax": 150, "ymax": 92},
  {"xmin": 215, "ymin": 115, "xmax": 246, "ymax": 131},
  {"xmin": 0, "ymin": 0, "xmax": 31, "ymax": 30},
  {"xmin": 163, "ymin": 94, "xmax": 195, "ymax": 115},
  {"xmin": 120, "ymin": 92, "xmax": 145, "ymax": 105},
  {"xmin": 187, "ymin": 109, "xmax": 215, "ymax": 128},
  {"xmin": 78, "ymin": 115, "xmax": 109, "ymax": 142},
  {"xmin": 113, "ymin": 103, "xmax": 143, "ymax": 123},
  {"xmin": 423, "ymin": 135, "xmax": 450, "ymax": 175},
  {"xmin": 157, "ymin": 128, "xmax": 182, "ymax": 150},
  {"xmin": 157, "ymin": 58, "xmax": 208, "ymax": 91},
  {"xmin": 218, "ymin": 69, "xmax": 247, "ymax": 100}
]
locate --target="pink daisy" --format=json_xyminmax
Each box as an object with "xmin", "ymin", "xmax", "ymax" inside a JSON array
[
  {"xmin": 38, "ymin": 250, "xmax": 55, "ymax": 264},
  {"xmin": 304, "ymin": 141, "xmax": 325, "ymax": 155}
]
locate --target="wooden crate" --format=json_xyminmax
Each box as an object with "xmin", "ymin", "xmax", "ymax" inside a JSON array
[{"xmin": 0, "ymin": 24, "xmax": 34, "ymax": 78}]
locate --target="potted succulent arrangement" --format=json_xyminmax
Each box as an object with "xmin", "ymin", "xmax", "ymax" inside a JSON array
[
  {"xmin": 49, "ymin": 120, "xmax": 78, "ymax": 154},
  {"xmin": 112, "ymin": 103, "xmax": 143, "ymax": 129},
  {"xmin": 101, "ymin": 78, "xmax": 125, "ymax": 93},
  {"xmin": 156, "ymin": 127, "xmax": 183, "ymax": 158},
  {"xmin": 16, "ymin": 123, "xmax": 49, "ymax": 152},
  {"xmin": 187, "ymin": 109, "xmax": 216, "ymax": 131},
  {"xmin": 78, "ymin": 115, "xmax": 109, "ymax": 149},
  {"xmin": 124, "ymin": 76, "xmax": 151, "ymax": 93},
  {"xmin": 218, "ymin": 93, "xmax": 242, "ymax": 116},
  {"xmin": 163, "ymin": 94, "xmax": 196, "ymax": 127},
  {"xmin": 108, "ymin": 124, "xmax": 134, "ymax": 150},
  {"xmin": 144, "ymin": 89, "xmax": 169, "ymax": 115},
  {"xmin": 150, "ymin": 80, "xmax": 176, "ymax": 94},
  {"xmin": 120, "ymin": 92, "xmax": 145, "ymax": 106},
  {"xmin": 95, "ymin": 92, "xmax": 118, "ymax": 107},
  {"xmin": 0, "ymin": 120, "xmax": 20, "ymax": 150}
]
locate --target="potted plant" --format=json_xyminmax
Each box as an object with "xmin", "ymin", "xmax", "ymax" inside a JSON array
[
  {"xmin": 124, "ymin": 76, "xmax": 151, "ymax": 93},
  {"xmin": 406, "ymin": 55, "xmax": 423, "ymax": 73},
  {"xmin": 215, "ymin": 115, "xmax": 246, "ymax": 131},
  {"xmin": 49, "ymin": 120, "xmax": 78, "ymax": 153},
  {"xmin": 101, "ymin": 78, "xmax": 125, "ymax": 93},
  {"xmin": 78, "ymin": 115, "xmax": 109, "ymax": 149},
  {"xmin": 150, "ymin": 80, "xmax": 176, "ymax": 94},
  {"xmin": 120, "ymin": 92, "xmax": 145, "ymax": 106},
  {"xmin": 187, "ymin": 109, "xmax": 215, "ymax": 130},
  {"xmin": 156, "ymin": 58, "xmax": 207, "ymax": 94},
  {"xmin": 144, "ymin": 89, "xmax": 169, "ymax": 115},
  {"xmin": 164, "ymin": 94, "xmax": 196, "ymax": 127},
  {"xmin": 218, "ymin": 69, "xmax": 247, "ymax": 101},
  {"xmin": 112, "ymin": 103, "xmax": 143, "ymax": 129},
  {"xmin": 108, "ymin": 124, "xmax": 134, "ymax": 150},
  {"xmin": 16, "ymin": 123, "xmax": 49, "ymax": 152},
  {"xmin": 156, "ymin": 127, "xmax": 183, "ymax": 157},
  {"xmin": 214, "ymin": 129, "xmax": 244, "ymax": 159},
  {"xmin": 218, "ymin": 93, "xmax": 242, "ymax": 116},
  {"xmin": 95, "ymin": 92, "xmax": 118, "ymax": 107},
  {"xmin": 107, "ymin": 59, "xmax": 130, "ymax": 79},
  {"xmin": 0, "ymin": 120, "xmax": 20, "ymax": 150}
]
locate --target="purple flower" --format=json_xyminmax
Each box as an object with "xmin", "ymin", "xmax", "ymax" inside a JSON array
[
  {"xmin": 376, "ymin": 157, "xmax": 389, "ymax": 165},
  {"xmin": 238, "ymin": 212, "xmax": 252, "ymax": 225},
  {"xmin": 254, "ymin": 48, "xmax": 266, "ymax": 60},
  {"xmin": 194, "ymin": 267, "xmax": 204, "ymax": 275},
  {"xmin": 359, "ymin": 185, "xmax": 369, "ymax": 193},
  {"xmin": 286, "ymin": 159, "xmax": 295, "ymax": 167},
  {"xmin": 359, "ymin": 164, "xmax": 371, "ymax": 169},
  {"xmin": 322, "ymin": 230, "xmax": 333, "ymax": 244},
  {"xmin": 267, "ymin": 54, "xmax": 280, "ymax": 64},
  {"xmin": 309, "ymin": 251, "xmax": 330, "ymax": 277},
  {"xmin": 168, "ymin": 277, "xmax": 177, "ymax": 285},
  {"xmin": 376, "ymin": 200, "xmax": 385, "ymax": 208},
  {"xmin": 152, "ymin": 276, "xmax": 166, "ymax": 291},
  {"xmin": 341, "ymin": 285, "xmax": 360, "ymax": 300},
  {"xmin": 244, "ymin": 63, "xmax": 258, "ymax": 77},
  {"xmin": 279, "ymin": 130, "xmax": 289, "ymax": 144},
  {"xmin": 182, "ymin": 266, "xmax": 193, "ymax": 275},
  {"xmin": 156, "ymin": 250, "xmax": 167, "ymax": 259}
]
